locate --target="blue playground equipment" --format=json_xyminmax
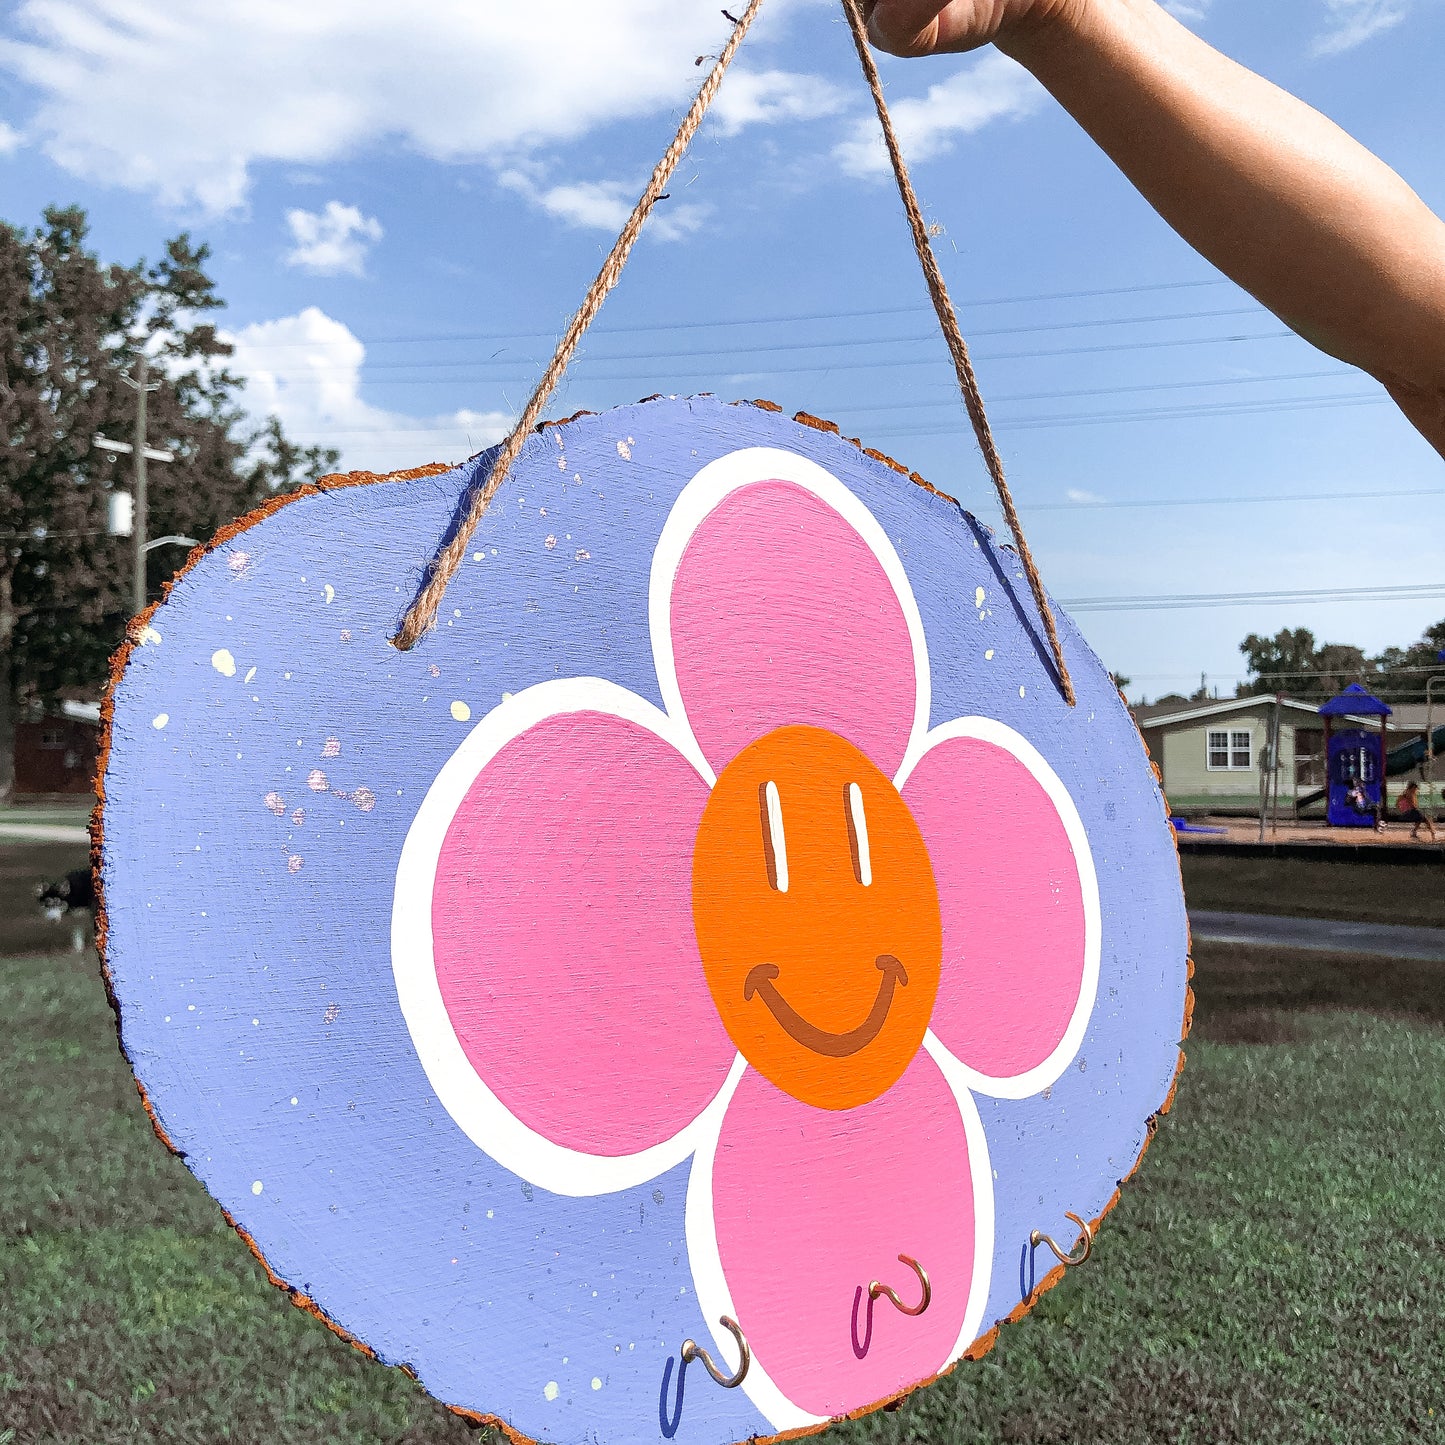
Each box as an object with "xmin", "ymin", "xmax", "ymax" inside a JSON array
[{"xmin": 1319, "ymin": 684, "xmax": 1392, "ymax": 827}]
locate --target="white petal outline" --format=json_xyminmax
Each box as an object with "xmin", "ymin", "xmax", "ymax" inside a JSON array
[
  {"xmin": 897, "ymin": 717, "xmax": 1102, "ymax": 1101},
  {"xmin": 391, "ymin": 676, "xmax": 736, "ymax": 1198},
  {"xmin": 685, "ymin": 1049, "xmax": 994, "ymax": 1430},
  {"xmin": 649, "ymin": 446, "xmax": 934, "ymax": 782}
]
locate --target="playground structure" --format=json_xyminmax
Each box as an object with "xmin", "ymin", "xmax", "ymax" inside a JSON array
[
  {"xmin": 1292, "ymin": 681, "xmax": 1445, "ymax": 819},
  {"xmin": 1320, "ymin": 686, "xmax": 1390, "ymax": 827}
]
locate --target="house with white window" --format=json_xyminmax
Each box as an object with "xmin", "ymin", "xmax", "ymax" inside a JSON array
[
  {"xmin": 1132, "ymin": 696, "xmax": 1329, "ymax": 811},
  {"xmin": 1134, "ymin": 694, "xmax": 1442, "ymax": 813}
]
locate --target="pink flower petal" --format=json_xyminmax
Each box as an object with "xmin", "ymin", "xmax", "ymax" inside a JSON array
[
  {"xmin": 903, "ymin": 733, "xmax": 1088, "ymax": 1081},
  {"xmin": 430, "ymin": 711, "xmax": 734, "ymax": 1156},
  {"xmin": 711, "ymin": 1055, "xmax": 976, "ymax": 1417},
  {"xmin": 669, "ymin": 480, "xmax": 917, "ymax": 777}
]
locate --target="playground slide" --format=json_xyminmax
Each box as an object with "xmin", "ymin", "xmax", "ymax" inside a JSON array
[{"xmin": 1295, "ymin": 722, "xmax": 1445, "ymax": 812}]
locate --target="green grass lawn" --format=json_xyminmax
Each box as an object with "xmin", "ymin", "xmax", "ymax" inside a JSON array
[
  {"xmin": 3, "ymin": 943, "xmax": 1442, "ymax": 1445},
  {"xmin": 1181, "ymin": 853, "xmax": 1445, "ymax": 929}
]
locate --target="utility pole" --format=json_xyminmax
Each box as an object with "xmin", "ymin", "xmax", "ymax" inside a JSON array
[
  {"xmin": 96, "ymin": 354, "xmax": 174, "ymax": 617},
  {"xmin": 125, "ymin": 355, "xmax": 158, "ymax": 616}
]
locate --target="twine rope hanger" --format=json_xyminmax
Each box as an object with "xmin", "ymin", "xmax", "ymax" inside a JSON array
[{"xmin": 394, "ymin": 0, "xmax": 1077, "ymax": 709}]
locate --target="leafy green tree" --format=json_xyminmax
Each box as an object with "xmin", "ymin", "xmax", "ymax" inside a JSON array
[
  {"xmin": 1370, "ymin": 619, "xmax": 1445, "ymax": 703},
  {"xmin": 0, "ymin": 206, "xmax": 338, "ymax": 798},
  {"xmin": 1235, "ymin": 627, "xmax": 1368, "ymax": 700}
]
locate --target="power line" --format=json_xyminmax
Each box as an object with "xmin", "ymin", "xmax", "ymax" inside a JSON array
[
  {"xmin": 869, "ymin": 390, "xmax": 1388, "ymax": 436},
  {"xmin": 237, "ymin": 304, "xmax": 1268, "ymax": 376},
  {"xmin": 237, "ymin": 278, "xmax": 1236, "ymax": 350},
  {"xmin": 245, "ymin": 330, "xmax": 1300, "ymax": 393},
  {"xmin": 1029, "ymin": 484, "xmax": 1441, "ymax": 513},
  {"xmin": 274, "ymin": 379, "xmax": 1374, "ymax": 441},
  {"xmin": 1062, "ymin": 582, "xmax": 1445, "ymax": 613}
]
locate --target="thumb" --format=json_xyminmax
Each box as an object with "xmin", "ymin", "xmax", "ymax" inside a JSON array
[{"xmin": 861, "ymin": 0, "xmax": 952, "ymax": 56}]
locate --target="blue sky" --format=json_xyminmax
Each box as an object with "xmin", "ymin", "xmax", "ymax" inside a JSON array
[{"xmin": 1, "ymin": 0, "xmax": 1442, "ymax": 699}]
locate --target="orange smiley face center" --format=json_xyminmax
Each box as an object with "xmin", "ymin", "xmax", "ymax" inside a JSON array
[{"xmin": 692, "ymin": 725, "xmax": 943, "ymax": 1111}]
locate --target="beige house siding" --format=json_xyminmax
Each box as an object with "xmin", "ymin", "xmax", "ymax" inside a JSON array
[{"xmin": 1145, "ymin": 703, "xmax": 1299, "ymax": 801}]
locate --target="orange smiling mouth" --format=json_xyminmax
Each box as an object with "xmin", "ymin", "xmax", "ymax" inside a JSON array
[{"xmin": 743, "ymin": 955, "xmax": 908, "ymax": 1058}]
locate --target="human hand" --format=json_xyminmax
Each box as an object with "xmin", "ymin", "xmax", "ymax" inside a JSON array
[{"xmin": 861, "ymin": 0, "xmax": 1087, "ymax": 58}]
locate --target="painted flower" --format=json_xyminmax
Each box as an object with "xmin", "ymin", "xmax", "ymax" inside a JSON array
[{"xmin": 393, "ymin": 447, "xmax": 1100, "ymax": 1428}]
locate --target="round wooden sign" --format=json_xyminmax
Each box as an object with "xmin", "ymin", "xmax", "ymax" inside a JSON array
[{"xmin": 97, "ymin": 396, "xmax": 1190, "ymax": 1444}]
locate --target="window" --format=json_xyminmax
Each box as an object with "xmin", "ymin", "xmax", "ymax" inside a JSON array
[
  {"xmin": 1207, "ymin": 728, "xmax": 1253, "ymax": 771},
  {"xmin": 1230, "ymin": 731, "xmax": 1252, "ymax": 769},
  {"xmin": 1207, "ymin": 731, "xmax": 1229, "ymax": 769}
]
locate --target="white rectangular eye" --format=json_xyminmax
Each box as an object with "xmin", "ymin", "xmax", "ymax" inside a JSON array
[
  {"xmin": 848, "ymin": 782, "xmax": 872, "ymax": 887},
  {"xmin": 764, "ymin": 780, "xmax": 789, "ymax": 893}
]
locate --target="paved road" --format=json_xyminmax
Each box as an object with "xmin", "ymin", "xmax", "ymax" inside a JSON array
[
  {"xmin": 0, "ymin": 822, "xmax": 89, "ymax": 844},
  {"xmin": 1190, "ymin": 910, "xmax": 1445, "ymax": 961}
]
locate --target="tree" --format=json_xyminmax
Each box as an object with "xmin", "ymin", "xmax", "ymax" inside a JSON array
[
  {"xmin": 1370, "ymin": 619, "xmax": 1445, "ymax": 702},
  {"xmin": 0, "ymin": 207, "xmax": 338, "ymax": 798},
  {"xmin": 1235, "ymin": 627, "xmax": 1367, "ymax": 700}
]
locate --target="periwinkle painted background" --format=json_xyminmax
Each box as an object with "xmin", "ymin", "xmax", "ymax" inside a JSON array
[{"xmin": 100, "ymin": 397, "xmax": 1189, "ymax": 1445}]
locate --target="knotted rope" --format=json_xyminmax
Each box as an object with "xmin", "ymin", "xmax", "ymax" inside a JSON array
[
  {"xmin": 396, "ymin": 0, "xmax": 1076, "ymax": 711},
  {"xmin": 393, "ymin": 0, "xmax": 768, "ymax": 649},
  {"xmin": 841, "ymin": 0, "xmax": 1074, "ymax": 705}
]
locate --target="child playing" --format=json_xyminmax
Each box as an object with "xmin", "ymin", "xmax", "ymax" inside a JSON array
[{"xmin": 1394, "ymin": 780, "xmax": 1439, "ymax": 843}]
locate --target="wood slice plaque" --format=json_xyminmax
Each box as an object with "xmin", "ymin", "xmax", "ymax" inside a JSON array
[{"xmin": 96, "ymin": 396, "xmax": 1190, "ymax": 1444}]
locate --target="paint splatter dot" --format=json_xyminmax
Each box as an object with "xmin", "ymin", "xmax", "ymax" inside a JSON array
[
  {"xmin": 322, "ymin": 737, "xmax": 341, "ymax": 758},
  {"xmin": 451, "ymin": 701, "xmax": 472, "ymax": 723},
  {"xmin": 211, "ymin": 649, "xmax": 236, "ymax": 677},
  {"xmin": 985, "ymin": 649, "xmax": 995, "ymax": 661},
  {"xmin": 428, "ymin": 664, "xmax": 440, "ymax": 678},
  {"xmin": 139, "ymin": 625, "xmax": 163, "ymax": 646},
  {"xmin": 544, "ymin": 1382, "xmax": 560, "ymax": 1402},
  {"xmin": 575, "ymin": 549, "xmax": 591, "ymax": 562},
  {"xmin": 291, "ymin": 807, "xmax": 305, "ymax": 826},
  {"xmin": 244, "ymin": 666, "xmax": 257, "ymax": 685},
  {"xmin": 352, "ymin": 787, "xmax": 376, "ymax": 813},
  {"xmin": 228, "ymin": 551, "xmax": 250, "ymax": 574},
  {"xmin": 339, "ymin": 629, "xmax": 352, "ymax": 642},
  {"xmin": 264, "ymin": 792, "xmax": 286, "ymax": 817},
  {"xmin": 307, "ymin": 769, "xmax": 329, "ymax": 791},
  {"xmin": 591, "ymin": 1377, "xmax": 603, "ymax": 1391},
  {"xmin": 545, "ymin": 535, "xmax": 557, "ymax": 550},
  {"xmin": 472, "ymin": 552, "xmax": 484, "ymax": 562},
  {"xmin": 152, "ymin": 713, "xmax": 169, "ymax": 730},
  {"xmin": 323, "ymin": 584, "xmax": 335, "ymax": 604},
  {"xmin": 616, "ymin": 439, "xmax": 632, "ymax": 460},
  {"xmin": 287, "ymin": 856, "xmax": 304, "ymax": 874},
  {"xmin": 251, "ymin": 1180, "xmax": 263, "ymax": 1195},
  {"xmin": 323, "ymin": 1002, "xmax": 340, "ymax": 1024},
  {"xmin": 1019, "ymin": 686, "xmax": 1027, "ymax": 698},
  {"xmin": 975, "ymin": 586, "xmax": 986, "ymax": 608},
  {"xmin": 290, "ymin": 1097, "xmax": 298, "ymax": 1106}
]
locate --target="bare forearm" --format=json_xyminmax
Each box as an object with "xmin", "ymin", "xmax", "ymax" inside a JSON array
[{"xmin": 1001, "ymin": 0, "xmax": 1445, "ymax": 454}]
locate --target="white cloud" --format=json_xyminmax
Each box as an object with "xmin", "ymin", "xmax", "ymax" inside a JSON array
[
  {"xmin": 0, "ymin": 1, "xmax": 836, "ymax": 213},
  {"xmin": 1161, "ymin": 0, "xmax": 1213, "ymax": 20},
  {"xmin": 833, "ymin": 51, "xmax": 1045, "ymax": 178},
  {"xmin": 1312, "ymin": 0, "xmax": 1411, "ymax": 54},
  {"xmin": 710, "ymin": 67, "xmax": 846, "ymax": 136},
  {"xmin": 284, "ymin": 201, "xmax": 383, "ymax": 277},
  {"xmin": 498, "ymin": 170, "xmax": 709, "ymax": 244},
  {"xmin": 229, "ymin": 307, "xmax": 511, "ymax": 475},
  {"xmin": 0, "ymin": 120, "xmax": 20, "ymax": 155},
  {"xmin": 1066, "ymin": 488, "xmax": 1106, "ymax": 505}
]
